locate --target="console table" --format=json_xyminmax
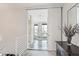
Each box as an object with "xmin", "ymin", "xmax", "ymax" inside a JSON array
[{"xmin": 56, "ymin": 41, "xmax": 79, "ymax": 56}]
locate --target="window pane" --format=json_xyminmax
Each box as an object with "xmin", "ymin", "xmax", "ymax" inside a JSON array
[
  {"xmin": 42, "ymin": 24, "xmax": 47, "ymax": 37},
  {"xmin": 34, "ymin": 25, "xmax": 38, "ymax": 36}
]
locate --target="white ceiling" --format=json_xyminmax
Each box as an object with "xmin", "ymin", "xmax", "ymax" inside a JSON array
[{"xmin": 14, "ymin": 3, "xmax": 64, "ymax": 9}]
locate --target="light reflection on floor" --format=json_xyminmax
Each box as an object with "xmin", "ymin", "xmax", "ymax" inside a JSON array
[{"xmin": 31, "ymin": 39, "xmax": 48, "ymax": 50}]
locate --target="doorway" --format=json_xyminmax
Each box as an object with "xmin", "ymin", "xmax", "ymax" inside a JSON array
[{"xmin": 27, "ymin": 9, "xmax": 48, "ymax": 50}]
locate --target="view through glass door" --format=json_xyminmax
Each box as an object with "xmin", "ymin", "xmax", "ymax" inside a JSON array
[{"xmin": 31, "ymin": 23, "xmax": 48, "ymax": 50}]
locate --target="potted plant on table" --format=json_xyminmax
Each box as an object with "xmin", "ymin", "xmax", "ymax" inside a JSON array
[{"xmin": 64, "ymin": 24, "xmax": 79, "ymax": 46}]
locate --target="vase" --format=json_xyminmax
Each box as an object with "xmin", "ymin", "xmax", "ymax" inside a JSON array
[{"xmin": 67, "ymin": 37, "xmax": 72, "ymax": 46}]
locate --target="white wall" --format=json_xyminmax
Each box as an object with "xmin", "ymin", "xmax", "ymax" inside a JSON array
[
  {"xmin": 48, "ymin": 8, "xmax": 61, "ymax": 51},
  {"xmin": 68, "ymin": 5, "xmax": 77, "ymax": 26},
  {"xmin": 0, "ymin": 4, "xmax": 27, "ymax": 55},
  {"xmin": 63, "ymin": 3, "xmax": 75, "ymax": 26}
]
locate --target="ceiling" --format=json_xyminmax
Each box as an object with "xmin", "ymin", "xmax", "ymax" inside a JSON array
[{"xmin": 14, "ymin": 3, "xmax": 64, "ymax": 9}]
